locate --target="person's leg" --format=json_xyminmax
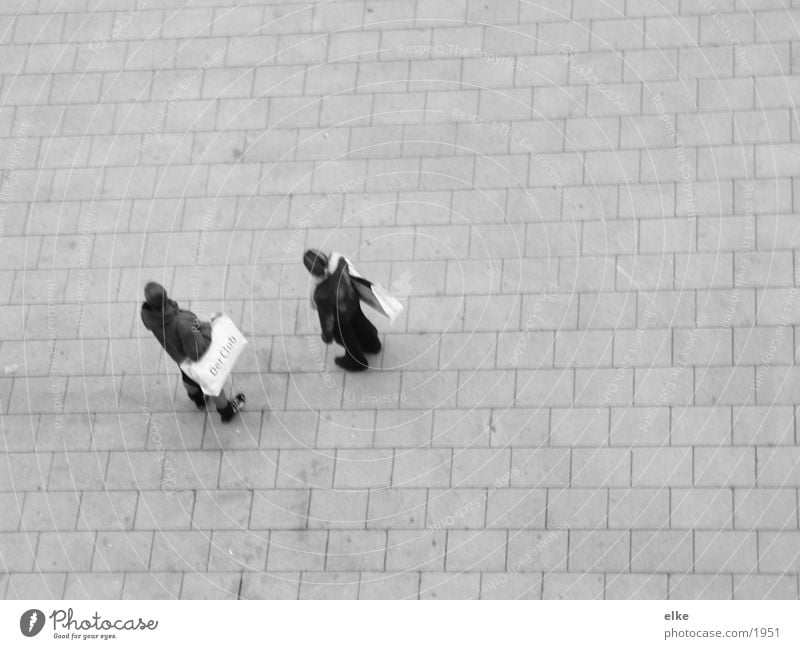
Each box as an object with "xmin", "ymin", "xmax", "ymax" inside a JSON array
[
  {"xmin": 334, "ymin": 317, "xmax": 368, "ymax": 371},
  {"xmin": 352, "ymin": 308, "xmax": 381, "ymax": 354},
  {"xmin": 210, "ymin": 389, "xmax": 228, "ymax": 411},
  {"xmin": 212, "ymin": 388, "xmax": 246, "ymax": 423},
  {"xmin": 181, "ymin": 371, "xmax": 206, "ymax": 409}
]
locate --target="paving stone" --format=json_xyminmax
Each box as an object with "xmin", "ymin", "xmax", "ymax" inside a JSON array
[
  {"xmin": 308, "ymin": 489, "xmax": 368, "ymax": 529},
  {"xmin": 276, "ymin": 450, "xmax": 335, "ymax": 489},
  {"xmin": 758, "ymin": 532, "xmax": 800, "ymax": 572},
  {"xmin": 299, "ymin": 572, "xmax": 360, "ymax": 600},
  {"xmin": 386, "ymin": 530, "xmax": 446, "ymax": 571},
  {"xmin": 733, "ymin": 575, "xmax": 798, "ymax": 600},
  {"xmin": 0, "ymin": 532, "xmax": 38, "ymax": 572},
  {"xmin": 392, "ymin": 449, "xmax": 451, "ymax": 488},
  {"xmin": 733, "ymin": 488, "xmax": 797, "ymax": 529},
  {"xmin": 219, "ymin": 450, "xmax": 278, "ymax": 489},
  {"xmin": 479, "ymin": 572, "xmax": 541, "ymax": 599},
  {"xmin": 420, "ymin": 572, "xmax": 481, "ymax": 600},
  {"xmin": 150, "ymin": 531, "xmax": 210, "ymax": 572},
  {"xmin": 374, "ymin": 410, "xmax": 433, "ymax": 448},
  {"xmin": 670, "ymin": 574, "xmax": 733, "ymax": 600},
  {"xmin": 192, "ymin": 490, "xmax": 252, "ymax": 530},
  {"xmin": 359, "ymin": 571, "xmax": 419, "ymax": 599},
  {"xmin": 631, "ymin": 531, "xmax": 693, "ymax": 573},
  {"xmin": 609, "ymin": 488, "xmax": 669, "ymax": 529},
  {"xmin": 695, "ymin": 530, "xmax": 758, "ymax": 572},
  {"xmin": 570, "ymin": 531, "xmax": 630, "ymax": 572},
  {"xmin": 64, "ymin": 573, "xmax": 124, "ymax": 599},
  {"xmin": 181, "ymin": 572, "xmax": 241, "ymax": 600},
  {"xmin": 486, "ymin": 488, "xmax": 546, "ymax": 529},
  {"xmin": 250, "ymin": 490, "xmax": 310, "ymax": 531},
  {"xmin": 36, "ymin": 531, "xmax": 95, "ymax": 572},
  {"xmin": 240, "ymin": 572, "xmax": 300, "ymax": 599},
  {"xmin": 78, "ymin": 491, "xmax": 137, "ymax": 531},
  {"xmin": 542, "ymin": 573, "xmax": 604, "ymax": 600},
  {"xmin": 208, "ymin": 531, "xmax": 270, "ymax": 572},
  {"xmin": 326, "ymin": 530, "xmax": 387, "ymax": 571},
  {"xmin": 367, "ymin": 488, "xmax": 426, "ymax": 530},
  {"xmin": 92, "ymin": 531, "xmax": 153, "ymax": 572},
  {"xmin": 6, "ymin": 573, "xmax": 66, "ymax": 599},
  {"xmin": 21, "ymin": 491, "xmax": 80, "ymax": 531},
  {"xmin": 605, "ymin": 573, "xmax": 668, "ymax": 599},
  {"xmin": 134, "ymin": 490, "xmax": 195, "ymax": 530},
  {"xmin": 4, "ymin": 0, "xmax": 800, "ymax": 601},
  {"xmin": 0, "ymin": 493, "xmax": 23, "ymax": 531},
  {"xmin": 334, "ymin": 450, "xmax": 394, "ymax": 488},
  {"xmin": 267, "ymin": 531, "xmax": 328, "ymax": 571}
]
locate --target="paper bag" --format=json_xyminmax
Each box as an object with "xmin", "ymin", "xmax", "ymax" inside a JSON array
[
  {"xmin": 330, "ymin": 253, "xmax": 404, "ymax": 323},
  {"xmin": 180, "ymin": 315, "xmax": 248, "ymax": 397}
]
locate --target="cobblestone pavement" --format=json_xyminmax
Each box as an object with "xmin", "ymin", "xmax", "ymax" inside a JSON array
[{"xmin": 1, "ymin": 0, "xmax": 800, "ymax": 600}]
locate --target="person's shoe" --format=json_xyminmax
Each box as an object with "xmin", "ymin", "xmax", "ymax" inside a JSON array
[
  {"xmin": 364, "ymin": 340, "xmax": 382, "ymax": 355},
  {"xmin": 189, "ymin": 392, "xmax": 207, "ymax": 409},
  {"xmin": 335, "ymin": 355, "xmax": 368, "ymax": 371},
  {"xmin": 218, "ymin": 393, "xmax": 246, "ymax": 423}
]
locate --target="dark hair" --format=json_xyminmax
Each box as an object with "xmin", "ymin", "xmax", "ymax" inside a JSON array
[
  {"xmin": 144, "ymin": 282, "xmax": 168, "ymax": 309},
  {"xmin": 303, "ymin": 249, "xmax": 328, "ymax": 277}
]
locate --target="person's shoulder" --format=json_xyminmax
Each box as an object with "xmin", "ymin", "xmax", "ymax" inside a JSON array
[{"xmin": 175, "ymin": 308, "xmax": 199, "ymax": 329}]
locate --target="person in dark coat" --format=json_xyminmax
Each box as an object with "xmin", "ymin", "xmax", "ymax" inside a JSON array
[
  {"xmin": 140, "ymin": 282, "xmax": 244, "ymax": 422},
  {"xmin": 304, "ymin": 249, "xmax": 382, "ymax": 372}
]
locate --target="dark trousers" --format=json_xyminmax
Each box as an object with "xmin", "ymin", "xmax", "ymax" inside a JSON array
[
  {"xmin": 181, "ymin": 370, "xmax": 202, "ymax": 397},
  {"xmin": 181, "ymin": 369, "xmax": 228, "ymax": 409},
  {"xmin": 334, "ymin": 306, "xmax": 381, "ymax": 366}
]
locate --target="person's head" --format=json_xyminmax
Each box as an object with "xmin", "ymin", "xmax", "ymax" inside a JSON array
[
  {"xmin": 144, "ymin": 282, "xmax": 169, "ymax": 309},
  {"xmin": 303, "ymin": 249, "xmax": 328, "ymax": 278}
]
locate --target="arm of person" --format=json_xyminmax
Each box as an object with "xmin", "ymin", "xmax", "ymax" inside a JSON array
[
  {"xmin": 181, "ymin": 317, "xmax": 213, "ymax": 361},
  {"xmin": 318, "ymin": 306, "xmax": 335, "ymax": 344}
]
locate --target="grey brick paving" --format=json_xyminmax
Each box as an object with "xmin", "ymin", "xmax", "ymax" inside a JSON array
[{"xmin": 1, "ymin": 0, "xmax": 800, "ymax": 600}]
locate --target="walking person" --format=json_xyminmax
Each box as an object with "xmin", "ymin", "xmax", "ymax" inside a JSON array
[
  {"xmin": 140, "ymin": 282, "xmax": 245, "ymax": 422},
  {"xmin": 304, "ymin": 249, "xmax": 382, "ymax": 371}
]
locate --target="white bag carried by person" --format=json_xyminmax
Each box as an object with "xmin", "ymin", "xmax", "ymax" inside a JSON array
[
  {"xmin": 329, "ymin": 252, "xmax": 404, "ymax": 323},
  {"xmin": 180, "ymin": 315, "xmax": 248, "ymax": 397}
]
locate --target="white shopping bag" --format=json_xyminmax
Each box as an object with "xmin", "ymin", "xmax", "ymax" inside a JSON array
[
  {"xmin": 330, "ymin": 252, "xmax": 404, "ymax": 323},
  {"xmin": 180, "ymin": 315, "xmax": 248, "ymax": 397}
]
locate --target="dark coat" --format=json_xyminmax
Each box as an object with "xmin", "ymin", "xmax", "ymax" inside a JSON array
[
  {"xmin": 312, "ymin": 256, "xmax": 359, "ymax": 344},
  {"xmin": 141, "ymin": 298, "xmax": 212, "ymax": 364}
]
